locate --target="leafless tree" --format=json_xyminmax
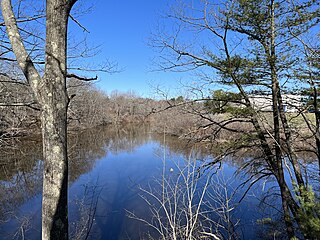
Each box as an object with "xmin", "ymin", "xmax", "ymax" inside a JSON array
[
  {"xmin": 1, "ymin": 0, "xmax": 84, "ymax": 238},
  {"xmin": 151, "ymin": 0, "xmax": 319, "ymax": 238},
  {"xmin": 127, "ymin": 152, "xmax": 239, "ymax": 240}
]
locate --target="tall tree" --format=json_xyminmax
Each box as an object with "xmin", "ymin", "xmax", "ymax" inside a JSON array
[
  {"xmin": 1, "ymin": 0, "xmax": 79, "ymax": 238},
  {"xmin": 154, "ymin": 0, "xmax": 319, "ymax": 238}
]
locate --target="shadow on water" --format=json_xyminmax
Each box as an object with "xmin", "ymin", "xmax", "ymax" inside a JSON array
[{"xmin": 0, "ymin": 124, "xmax": 318, "ymax": 239}]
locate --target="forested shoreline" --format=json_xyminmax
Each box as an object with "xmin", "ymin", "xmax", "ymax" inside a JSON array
[
  {"xmin": 0, "ymin": 78, "xmax": 175, "ymax": 135},
  {"xmin": 1, "ymin": 75, "xmax": 319, "ymax": 159}
]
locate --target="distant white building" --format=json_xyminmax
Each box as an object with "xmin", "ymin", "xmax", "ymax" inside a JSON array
[{"xmin": 248, "ymin": 94, "xmax": 303, "ymax": 112}]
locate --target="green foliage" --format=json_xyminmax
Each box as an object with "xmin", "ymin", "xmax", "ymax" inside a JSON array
[
  {"xmin": 295, "ymin": 186, "xmax": 320, "ymax": 239},
  {"xmin": 230, "ymin": 0, "xmax": 319, "ymax": 40},
  {"xmin": 204, "ymin": 90, "xmax": 255, "ymax": 117},
  {"xmin": 231, "ymin": 0, "xmax": 270, "ymax": 40},
  {"xmin": 170, "ymin": 96, "xmax": 184, "ymax": 103},
  {"xmin": 216, "ymin": 55, "xmax": 266, "ymax": 86},
  {"xmin": 204, "ymin": 90, "xmax": 243, "ymax": 114},
  {"xmin": 298, "ymin": 87, "xmax": 320, "ymax": 111},
  {"xmin": 227, "ymin": 105, "xmax": 255, "ymax": 117}
]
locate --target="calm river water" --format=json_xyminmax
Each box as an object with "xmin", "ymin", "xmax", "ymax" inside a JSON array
[{"xmin": 1, "ymin": 125, "xmax": 313, "ymax": 239}]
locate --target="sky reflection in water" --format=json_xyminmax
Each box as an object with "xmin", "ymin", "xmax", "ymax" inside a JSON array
[{"xmin": 0, "ymin": 125, "xmax": 300, "ymax": 239}]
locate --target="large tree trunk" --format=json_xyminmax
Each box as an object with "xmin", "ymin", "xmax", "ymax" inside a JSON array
[
  {"xmin": 40, "ymin": 102, "xmax": 68, "ymax": 239},
  {"xmin": 1, "ymin": 0, "xmax": 74, "ymax": 239},
  {"xmin": 40, "ymin": 1, "xmax": 69, "ymax": 239}
]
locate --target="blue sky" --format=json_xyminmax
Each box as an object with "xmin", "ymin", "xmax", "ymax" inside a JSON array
[
  {"xmin": 72, "ymin": 0, "xmax": 189, "ymax": 98},
  {"xmin": 70, "ymin": 0, "xmax": 320, "ymax": 98}
]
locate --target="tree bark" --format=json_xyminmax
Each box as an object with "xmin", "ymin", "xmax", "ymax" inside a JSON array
[
  {"xmin": 311, "ymin": 81, "xmax": 320, "ymax": 176},
  {"xmin": 40, "ymin": 1, "xmax": 69, "ymax": 238},
  {"xmin": 269, "ymin": 1, "xmax": 295, "ymax": 238},
  {"xmin": 1, "ymin": 0, "xmax": 75, "ymax": 239}
]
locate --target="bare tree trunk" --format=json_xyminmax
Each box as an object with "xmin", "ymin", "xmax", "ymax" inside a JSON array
[
  {"xmin": 311, "ymin": 82, "xmax": 320, "ymax": 176},
  {"xmin": 269, "ymin": 1, "xmax": 295, "ymax": 237},
  {"xmin": 41, "ymin": 104, "xmax": 68, "ymax": 239},
  {"xmin": 39, "ymin": 1, "xmax": 69, "ymax": 239},
  {"xmin": 1, "ymin": 0, "xmax": 77, "ymax": 239},
  {"xmin": 276, "ymin": 168, "xmax": 296, "ymax": 238}
]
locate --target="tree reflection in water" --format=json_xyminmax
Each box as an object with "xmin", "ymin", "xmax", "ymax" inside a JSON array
[{"xmin": 0, "ymin": 124, "xmax": 317, "ymax": 239}]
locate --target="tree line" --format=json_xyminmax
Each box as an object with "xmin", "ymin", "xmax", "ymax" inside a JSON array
[{"xmin": 0, "ymin": 76, "xmax": 200, "ymax": 137}]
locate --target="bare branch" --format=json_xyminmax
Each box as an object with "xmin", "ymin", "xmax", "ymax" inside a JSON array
[
  {"xmin": 0, "ymin": 101, "xmax": 40, "ymax": 111},
  {"xmin": 66, "ymin": 73, "xmax": 97, "ymax": 81},
  {"xmin": 69, "ymin": 14, "xmax": 89, "ymax": 33},
  {"xmin": 1, "ymin": 0, "xmax": 41, "ymax": 90},
  {"xmin": 0, "ymin": 14, "xmax": 45, "ymax": 27}
]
